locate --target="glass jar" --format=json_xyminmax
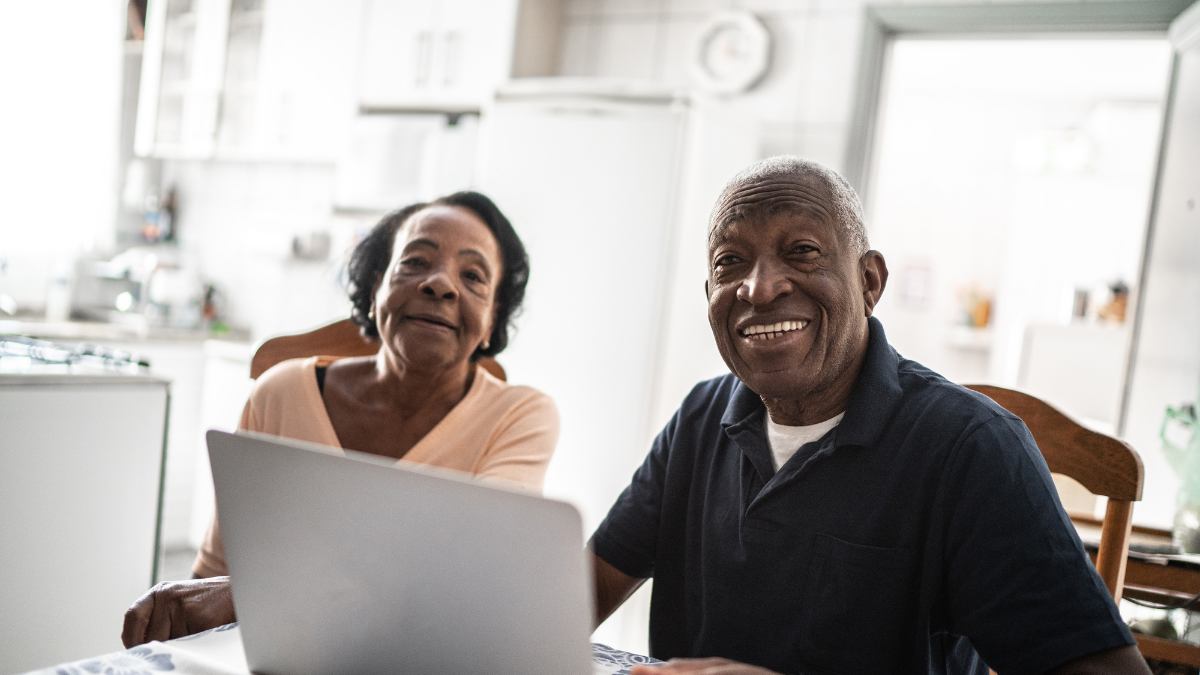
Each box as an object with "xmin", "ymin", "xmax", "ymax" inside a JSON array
[{"xmin": 1175, "ymin": 498, "xmax": 1200, "ymax": 554}]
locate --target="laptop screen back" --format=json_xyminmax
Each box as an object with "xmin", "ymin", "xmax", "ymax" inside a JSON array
[{"xmin": 207, "ymin": 430, "xmax": 594, "ymax": 675}]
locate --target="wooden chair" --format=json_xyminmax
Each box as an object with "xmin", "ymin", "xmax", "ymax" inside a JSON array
[
  {"xmin": 964, "ymin": 385, "xmax": 1141, "ymax": 602},
  {"xmin": 251, "ymin": 318, "xmax": 506, "ymax": 381},
  {"xmin": 963, "ymin": 386, "xmax": 1199, "ymax": 668}
]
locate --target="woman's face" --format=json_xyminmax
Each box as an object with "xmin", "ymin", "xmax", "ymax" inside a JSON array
[{"xmin": 373, "ymin": 205, "xmax": 503, "ymax": 374}]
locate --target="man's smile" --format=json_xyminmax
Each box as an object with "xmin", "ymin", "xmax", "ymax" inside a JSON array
[{"xmin": 738, "ymin": 320, "xmax": 808, "ymax": 341}]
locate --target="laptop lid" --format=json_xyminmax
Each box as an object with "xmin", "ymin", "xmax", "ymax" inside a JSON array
[{"xmin": 206, "ymin": 430, "xmax": 595, "ymax": 675}]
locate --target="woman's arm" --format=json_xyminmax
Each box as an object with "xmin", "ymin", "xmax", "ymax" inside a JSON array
[{"xmin": 190, "ymin": 401, "xmax": 259, "ymax": 578}]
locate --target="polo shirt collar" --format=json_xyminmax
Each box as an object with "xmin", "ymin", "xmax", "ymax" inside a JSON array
[
  {"xmin": 719, "ymin": 316, "xmax": 903, "ymax": 456},
  {"xmin": 835, "ymin": 316, "xmax": 903, "ymax": 449},
  {"xmin": 721, "ymin": 377, "xmax": 774, "ymax": 482}
]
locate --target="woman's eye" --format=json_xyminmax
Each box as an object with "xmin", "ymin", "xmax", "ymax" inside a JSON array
[
  {"xmin": 399, "ymin": 257, "xmax": 426, "ymax": 269},
  {"xmin": 464, "ymin": 271, "xmax": 483, "ymax": 283}
]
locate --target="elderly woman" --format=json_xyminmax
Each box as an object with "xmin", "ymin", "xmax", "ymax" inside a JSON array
[{"xmin": 122, "ymin": 191, "xmax": 558, "ymax": 646}]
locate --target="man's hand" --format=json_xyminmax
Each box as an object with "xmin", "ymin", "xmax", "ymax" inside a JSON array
[
  {"xmin": 121, "ymin": 576, "xmax": 236, "ymax": 647},
  {"xmin": 630, "ymin": 658, "xmax": 780, "ymax": 674}
]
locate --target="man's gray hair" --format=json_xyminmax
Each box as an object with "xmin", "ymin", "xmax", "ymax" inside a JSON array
[{"xmin": 710, "ymin": 156, "xmax": 869, "ymax": 257}]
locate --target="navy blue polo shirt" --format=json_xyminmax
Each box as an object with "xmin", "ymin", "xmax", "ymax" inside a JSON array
[{"xmin": 590, "ymin": 317, "xmax": 1133, "ymax": 675}]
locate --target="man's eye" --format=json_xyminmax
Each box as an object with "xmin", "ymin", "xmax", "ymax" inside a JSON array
[
  {"xmin": 715, "ymin": 254, "xmax": 741, "ymax": 267},
  {"xmin": 791, "ymin": 245, "xmax": 818, "ymax": 255}
]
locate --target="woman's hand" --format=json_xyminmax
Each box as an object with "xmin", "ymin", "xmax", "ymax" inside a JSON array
[
  {"xmin": 121, "ymin": 576, "xmax": 236, "ymax": 647},
  {"xmin": 631, "ymin": 658, "xmax": 781, "ymax": 675}
]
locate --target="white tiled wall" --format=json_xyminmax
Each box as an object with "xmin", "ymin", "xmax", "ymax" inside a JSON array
[
  {"xmin": 162, "ymin": 160, "xmax": 363, "ymax": 343},
  {"xmin": 556, "ymin": 0, "xmax": 1139, "ymax": 173}
]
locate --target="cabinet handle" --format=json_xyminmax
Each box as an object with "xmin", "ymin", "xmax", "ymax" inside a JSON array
[
  {"xmin": 442, "ymin": 31, "xmax": 460, "ymax": 86},
  {"xmin": 414, "ymin": 30, "xmax": 433, "ymax": 86}
]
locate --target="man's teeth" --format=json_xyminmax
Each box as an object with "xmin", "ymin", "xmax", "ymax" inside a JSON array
[{"xmin": 742, "ymin": 320, "xmax": 807, "ymax": 340}]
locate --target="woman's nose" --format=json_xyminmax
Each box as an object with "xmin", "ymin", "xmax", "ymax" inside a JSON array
[{"xmin": 419, "ymin": 271, "xmax": 457, "ymax": 299}]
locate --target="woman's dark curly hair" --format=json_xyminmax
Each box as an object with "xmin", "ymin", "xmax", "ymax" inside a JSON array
[{"xmin": 345, "ymin": 191, "xmax": 529, "ymax": 361}]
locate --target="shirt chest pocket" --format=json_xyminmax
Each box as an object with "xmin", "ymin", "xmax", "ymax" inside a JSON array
[{"xmin": 798, "ymin": 534, "xmax": 917, "ymax": 674}]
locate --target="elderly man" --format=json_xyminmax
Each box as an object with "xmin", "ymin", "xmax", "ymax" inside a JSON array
[
  {"xmin": 588, "ymin": 157, "xmax": 1147, "ymax": 674},
  {"xmin": 126, "ymin": 157, "xmax": 1146, "ymax": 673}
]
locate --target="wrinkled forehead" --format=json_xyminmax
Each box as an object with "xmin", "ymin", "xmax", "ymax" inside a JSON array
[
  {"xmin": 392, "ymin": 205, "xmax": 495, "ymax": 252},
  {"xmin": 708, "ymin": 176, "xmax": 837, "ymax": 246}
]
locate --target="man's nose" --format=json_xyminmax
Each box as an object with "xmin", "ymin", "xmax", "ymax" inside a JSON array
[
  {"xmin": 736, "ymin": 261, "xmax": 792, "ymax": 306},
  {"xmin": 419, "ymin": 270, "xmax": 457, "ymax": 300}
]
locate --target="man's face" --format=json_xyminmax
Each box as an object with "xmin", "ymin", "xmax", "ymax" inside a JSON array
[{"xmin": 706, "ymin": 178, "xmax": 882, "ymax": 407}]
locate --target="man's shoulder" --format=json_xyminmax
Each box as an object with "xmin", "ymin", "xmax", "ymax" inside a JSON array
[
  {"xmin": 679, "ymin": 372, "xmax": 742, "ymax": 415},
  {"xmin": 651, "ymin": 373, "xmax": 744, "ymax": 451},
  {"xmin": 892, "ymin": 356, "xmax": 1020, "ymax": 441}
]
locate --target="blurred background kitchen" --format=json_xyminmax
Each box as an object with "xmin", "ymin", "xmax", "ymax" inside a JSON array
[{"xmin": 3, "ymin": 0, "xmax": 1200, "ymax": 669}]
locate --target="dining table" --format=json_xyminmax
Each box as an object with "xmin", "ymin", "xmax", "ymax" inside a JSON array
[
  {"xmin": 21, "ymin": 623, "xmax": 661, "ymax": 675},
  {"xmin": 1075, "ymin": 515, "xmax": 1200, "ymax": 666}
]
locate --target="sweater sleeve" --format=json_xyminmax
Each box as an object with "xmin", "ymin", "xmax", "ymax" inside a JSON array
[
  {"xmin": 190, "ymin": 400, "xmax": 259, "ymax": 578},
  {"xmin": 472, "ymin": 390, "xmax": 560, "ymax": 492}
]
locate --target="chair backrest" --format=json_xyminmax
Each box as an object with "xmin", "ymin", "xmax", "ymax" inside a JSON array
[
  {"xmin": 251, "ymin": 318, "xmax": 506, "ymax": 382},
  {"xmin": 964, "ymin": 385, "xmax": 1142, "ymax": 602}
]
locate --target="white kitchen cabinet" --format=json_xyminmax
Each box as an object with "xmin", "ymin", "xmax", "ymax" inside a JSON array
[
  {"xmin": 0, "ymin": 372, "xmax": 169, "ymax": 673},
  {"xmin": 137, "ymin": 0, "xmax": 360, "ymax": 161},
  {"xmin": 248, "ymin": 0, "xmax": 360, "ymax": 161},
  {"xmin": 136, "ymin": 0, "xmax": 231, "ymax": 158},
  {"xmin": 358, "ymin": 0, "xmax": 519, "ymax": 111}
]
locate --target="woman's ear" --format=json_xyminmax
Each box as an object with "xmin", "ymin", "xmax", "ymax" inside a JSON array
[{"xmin": 482, "ymin": 299, "xmax": 500, "ymax": 350}]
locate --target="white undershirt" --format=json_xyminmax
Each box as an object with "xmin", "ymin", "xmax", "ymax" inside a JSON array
[{"xmin": 764, "ymin": 412, "xmax": 845, "ymax": 472}]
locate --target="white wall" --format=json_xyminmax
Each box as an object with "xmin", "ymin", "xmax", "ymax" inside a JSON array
[
  {"xmin": 559, "ymin": 0, "xmax": 863, "ymax": 169},
  {"xmin": 161, "ymin": 160, "xmax": 360, "ymax": 342},
  {"xmin": 0, "ymin": 0, "xmax": 127, "ymax": 310}
]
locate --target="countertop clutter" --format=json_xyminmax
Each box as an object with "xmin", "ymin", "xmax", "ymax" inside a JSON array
[
  {"xmin": 0, "ymin": 317, "xmax": 246, "ymax": 344},
  {"xmin": 0, "ymin": 333, "xmax": 150, "ymax": 374}
]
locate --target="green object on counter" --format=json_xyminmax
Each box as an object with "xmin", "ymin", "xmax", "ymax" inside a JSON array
[
  {"xmin": 1162, "ymin": 401, "xmax": 1200, "ymax": 552},
  {"xmin": 1129, "ymin": 618, "xmax": 1179, "ymax": 641}
]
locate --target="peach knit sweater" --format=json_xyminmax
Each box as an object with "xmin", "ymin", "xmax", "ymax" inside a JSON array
[{"xmin": 191, "ymin": 356, "xmax": 559, "ymax": 577}]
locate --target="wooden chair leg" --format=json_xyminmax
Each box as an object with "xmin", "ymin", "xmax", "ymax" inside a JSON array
[{"xmin": 1096, "ymin": 499, "xmax": 1134, "ymax": 602}]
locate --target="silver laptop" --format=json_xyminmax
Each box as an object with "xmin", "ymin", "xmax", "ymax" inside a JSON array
[{"xmin": 206, "ymin": 430, "xmax": 595, "ymax": 675}]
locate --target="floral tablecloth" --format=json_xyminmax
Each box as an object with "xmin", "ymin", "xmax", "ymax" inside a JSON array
[{"xmin": 26, "ymin": 623, "xmax": 661, "ymax": 675}]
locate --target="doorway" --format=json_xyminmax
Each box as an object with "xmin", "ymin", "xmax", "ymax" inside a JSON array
[{"xmin": 866, "ymin": 37, "xmax": 1173, "ymax": 436}]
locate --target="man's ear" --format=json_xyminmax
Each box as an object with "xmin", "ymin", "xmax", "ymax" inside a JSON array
[
  {"xmin": 860, "ymin": 251, "xmax": 888, "ymax": 317},
  {"xmin": 704, "ymin": 280, "xmax": 710, "ymax": 301}
]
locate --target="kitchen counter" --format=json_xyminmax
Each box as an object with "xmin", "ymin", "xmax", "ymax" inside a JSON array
[
  {"xmin": 0, "ymin": 318, "xmax": 249, "ymax": 342},
  {"xmin": 0, "ymin": 368, "xmax": 170, "ymax": 673}
]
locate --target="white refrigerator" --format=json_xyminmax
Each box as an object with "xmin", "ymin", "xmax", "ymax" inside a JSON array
[
  {"xmin": 478, "ymin": 79, "xmax": 690, "ymax": 533},
  {"xmin": 477, "ymin": 79, "xmax": 691, "ymax": 654}
]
